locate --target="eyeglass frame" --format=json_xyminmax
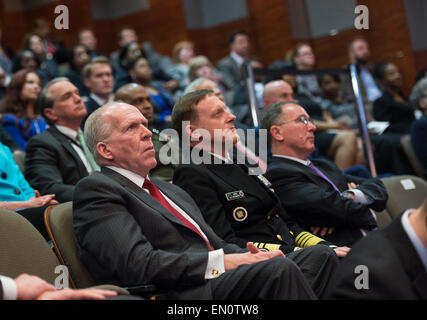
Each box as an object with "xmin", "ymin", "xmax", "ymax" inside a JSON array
[{"xmin": 274, "ymin": 115, "xmax": 313, "ymax": 127}]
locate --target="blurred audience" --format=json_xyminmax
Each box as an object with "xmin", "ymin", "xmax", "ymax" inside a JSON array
[
  {"xmin": 1, "ymin": 69, "xmax": 46, "ymax": 150},
  {"xmin": 373, "ymin": 62, "xmax": 415, "ymax": 134}
]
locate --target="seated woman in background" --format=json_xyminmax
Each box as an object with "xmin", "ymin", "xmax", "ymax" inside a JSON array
[
  {"xmin": 188, "ymin": 55, "xmax": 232, "ymax": 105},
  {"xmin": 64, "ymin": 44, "xmax": 91, "ymax": 97},
  {"xmin": 128, "ymin": 56, "xmax": 175, "ymax": 130},
  {"xmin": 0, "ymin": 69, "xmax": 46, "ymax": 150},
  {"xmin": 373, "ymin": 62, "xmax": 415, "ymax": 134},
  {"xmin": 0, "ymin": 141, "xmax": 57, "ymax": 239},
  {"xmin": 318, "ymin": 73, "xmax": 374, "ymax": 129},
  {"xmin": 22, "ymin": 32, "xmax": 58, "ymax": 85},
  {"xmin": 166, "ymin": 40, "xmax": 195, "ymax": 94}
]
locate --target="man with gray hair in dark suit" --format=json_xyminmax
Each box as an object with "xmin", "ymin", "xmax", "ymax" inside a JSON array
[{"xmin": 72, "ymin": 101, "xmax": 320, "ymax": 300}]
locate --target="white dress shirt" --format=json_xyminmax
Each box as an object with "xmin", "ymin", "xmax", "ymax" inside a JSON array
[
  {"xmin": 401, "ymin": 209, "xmax": 427, "ymax": 272},
  {"xmin": 0, "ymin": 275, "xmax": 17, "ymax": 300},
  {"xmin": 89, "ymin": 93, "xmax": 113, "ymax": 108},
  {"xmin": 106, "ymin": 166, "xmax": 225, "ymax": 279}
]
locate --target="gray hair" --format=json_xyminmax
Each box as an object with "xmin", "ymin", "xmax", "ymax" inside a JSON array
[
  {"xmin": 260, "ymin": 100, "xmax": 299, "ymax": 146},
  {"xmin": 410, "ymin": 78, "xmax": 427, "ymax": 109},
  {"xmin": 37, "ymin": 77, "xmax": 70, "ymax": 124},
  {"xmin": 183, "ymin": 78, "xmax": 209, "ymax": 95},
  {"xmin": 84, "ymin": 103, "xmax": 114, "ymax": 165}
]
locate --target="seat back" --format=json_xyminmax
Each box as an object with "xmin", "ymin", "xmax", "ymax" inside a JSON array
[
  {"xmin": 12, "ymin": 151, "xmax": 26, "ymax": 174},
  {"xmin": 381, "ymin": 175, "xmax": 427, "ymax": 219},
  {"xmin": 400, "ymin": 135, "xmax": 426, "ymax": 179},
  {"xmin": 0, "ymin": 208, "xmax": 60, "ymax": 284},
  {"xmin": 374, "ymin": 209, "xmax": 393, "ymax": 228},
  {"xmin": 44, "ymin": 202, "xmax": 96, "ymax": 289}
]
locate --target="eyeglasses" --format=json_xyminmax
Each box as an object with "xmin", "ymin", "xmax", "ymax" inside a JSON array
[{"xmin": 275, "ymin": 115, "xmax": 312, "ymax": 127}]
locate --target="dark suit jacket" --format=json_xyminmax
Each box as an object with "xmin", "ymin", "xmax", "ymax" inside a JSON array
[
  {"xmin": 73, "ymin": 167, "xmax": 244, "ymax": 298},
  {"xmin": 24, "ymin": 126, "xmax": 89, "ymax": 203},
  {"xmin": 373, "ymin": 90, "xmax": 415, "ymax": 134},
  {"xmin": 217, "ymin": 55, "xmax": 242, "ymax": 90},
  {"xmin": 325, "ymin": 215, "xmax": 427, "ymax": 299},
  {"xmin": 0, "ymin": 279, "xmax": 3, "ymax": 300},
  {"xmin": 411, "ymin": 115, "xmax": 427, "ymax": 170},
  {"xmin": 266, "ymin": 157, "xmax": 388, "ymax": 247},
  {"xmin": 173, "ymin": 153, "xmax": 326, "ymax": 253}
]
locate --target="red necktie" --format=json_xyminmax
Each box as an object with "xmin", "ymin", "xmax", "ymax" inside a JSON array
[{"xmin": 142, "ymin": 179, "xmax": 214, "ymax": 251}]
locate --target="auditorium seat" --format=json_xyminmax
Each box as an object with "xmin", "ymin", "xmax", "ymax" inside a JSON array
[
  {"xmin": 400, "ymin": 135, "xmax": 426, "ymax": 180},
  {"xmin": 44, "ymin": 202, "xmax": 159, "ymax": 298},
  {"xmin": 12, "ymin": 151, "xmax": 25, "ymax": 174},
  {"xmin": 380, "ymin": 175, "xmax": 427, "ymax": 219},
  {"xmin": 0, "ymin": 207, "xmax": 128, "ymax": 295}
]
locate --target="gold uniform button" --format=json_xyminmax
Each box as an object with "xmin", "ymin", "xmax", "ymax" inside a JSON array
[
  {"xmin": 277, "ymin": 235, "xmax": 282, "ymax": 241},
  {"xmin": 212, "ymin": 269, "xmax": 219, "ymax": 276}
]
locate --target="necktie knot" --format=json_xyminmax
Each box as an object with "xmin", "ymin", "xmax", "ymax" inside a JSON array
[{"xmin": 142, "ymin": 179, "xmax": 157, "ymax": 194}]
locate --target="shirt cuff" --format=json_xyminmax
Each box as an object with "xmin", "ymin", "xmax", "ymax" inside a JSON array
[
  {"xmin": 346, "ymin": 189, "xmax": 372, "ymax": 205},
  {"xmin": 205, "ymin": 249, "xmax": 225, "ymax": 279},
  {"xmin": 0, "ymin": 275, "xmax": 18, "ymax": 300}
]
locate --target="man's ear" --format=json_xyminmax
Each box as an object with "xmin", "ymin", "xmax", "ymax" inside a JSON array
[
  {"xmin": 185, "ymin": 123, "xmax": 201, "ymax": 140},
  {"xmin": 96, "ymin": 142, "xmax": 113, "ymax": 161},
  {"xmin": 270, "ymin": 125, "xmax": 284, "ymax": 142},
  {"xmin": 43, "ymin": 108, "xmax": 58, "ymax": 123}
]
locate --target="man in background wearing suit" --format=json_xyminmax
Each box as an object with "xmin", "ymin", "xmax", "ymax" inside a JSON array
[
  {"xmin": 72, "ymin": 101, "xmax": 320, "ymax": 300},
  {"xmin": 25, "ymin": 78, "xmax": 99, "ymax": 203},
  {"xmin": 325, "ymin": 199, "xmax": 427, "ymax": 299},
  {"xmin": 262, "ymin": 101, "xmax": 388, "ymax": 247},
  {"xmin": 217, "ymin": 30, "xmax": 250, "ymax": 91},
  {"xmin": 82, "ymin": 56, "xmax": 114, "ymax": 119}
]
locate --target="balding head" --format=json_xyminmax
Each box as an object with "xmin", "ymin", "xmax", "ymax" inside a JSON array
[
  {"xmin": 85, "ymin": 102, "xmax": 155, "ymax": 176},
  {"xmin": 262, "ymin": 80, "xmax": 294, "ymax": 108},
  {"xmin": 115, "ymin": 83, "xmax": 153, "ymax": 123}
]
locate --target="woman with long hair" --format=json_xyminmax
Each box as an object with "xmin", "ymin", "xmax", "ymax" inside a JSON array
[{"xmin": 1, "ymin": 68, "xmax": 46, "ymax": 150}]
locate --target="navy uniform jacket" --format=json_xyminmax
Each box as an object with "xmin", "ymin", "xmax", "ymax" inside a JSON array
[
  {"xmin": 173, "ymin": 151, "xmax": 329, "ymax": 254},
  {"xmin": 266, "ymin": 156, "xmax": 388, "ymax": 247}
]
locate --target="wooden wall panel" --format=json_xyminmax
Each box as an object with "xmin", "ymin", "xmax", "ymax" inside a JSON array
[
  {"xmin": 311, "ymin": 0, "xmax": 416, "ymax": 95},
  {"xmin": 0, "ymin": 0, "xmax": 421, "ymax": 95}
]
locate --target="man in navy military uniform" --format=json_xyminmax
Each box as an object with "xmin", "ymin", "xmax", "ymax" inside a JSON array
[{"xmin": 172, "ymin": 89, "xmax": 348, "ymax": 298}]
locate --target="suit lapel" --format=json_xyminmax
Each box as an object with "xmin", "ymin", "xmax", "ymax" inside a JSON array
[
  {"xmin": 270, "ymin": 156, "xmax": 341, "ymax": 190},
  {"xmin": 49, "ymin": 127, "xmax": 88, "ymax": 176},
  {"xmin": 101, "ymin": 167, "xmax": 190, "ymax": 229},
  {"xmin": 385, "ymin": 217, "xmax": 427, "ymax": 299}
]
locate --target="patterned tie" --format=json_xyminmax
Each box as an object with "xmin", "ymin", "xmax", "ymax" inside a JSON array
[
  {"xmin": 77, "ymin": 131, "xmax": 100, "ymax": 172},
  {"xmin": 309, "ymin": 162, "xmax": 340, "ymax": 192},
  {"xmin": 142, "ymin": 179, "xmax": 214, "ymax": 251}
]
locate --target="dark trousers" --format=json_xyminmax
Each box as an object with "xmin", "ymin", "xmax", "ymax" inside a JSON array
[
  {"xmin": 286, "ymin": 245, "xmax": 339, "ymax": 299},
  {"xmin": 16, "ymin": 204, "xmax": 51, "ymax": 240}
]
